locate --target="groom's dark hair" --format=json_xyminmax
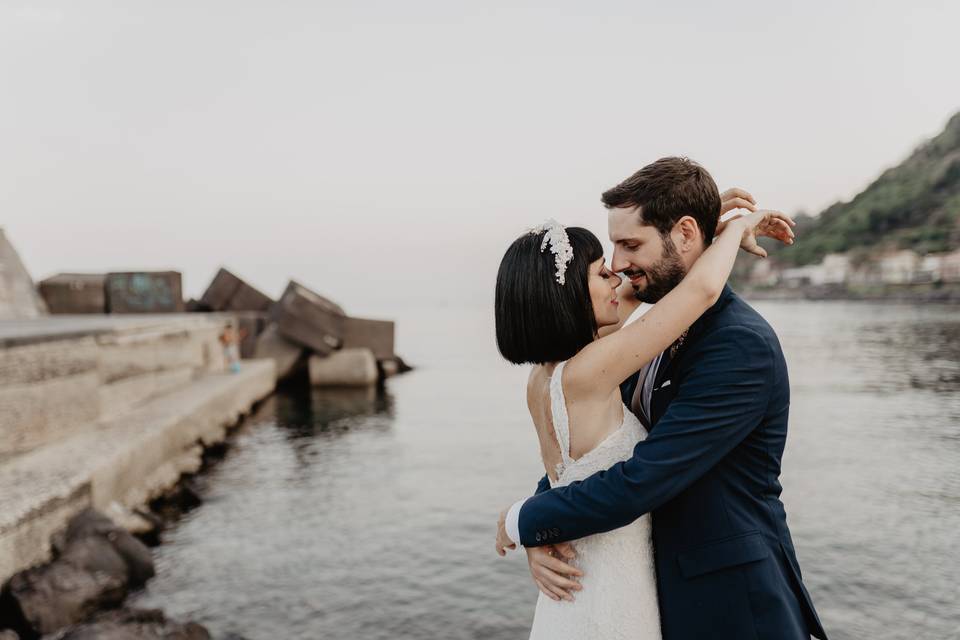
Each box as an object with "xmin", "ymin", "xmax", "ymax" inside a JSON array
[
  {"xmin": 601, "ymin": 156, "xmax": 722, "ymax": 245},
  {"xmin": 495, "ymin": 227, "xmax": 604, "ymax": 365}
]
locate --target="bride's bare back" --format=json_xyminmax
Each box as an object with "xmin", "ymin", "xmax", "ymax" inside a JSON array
[{"xmin": 526, "ymin": 364, "xmax": 625, "ymax": 482}]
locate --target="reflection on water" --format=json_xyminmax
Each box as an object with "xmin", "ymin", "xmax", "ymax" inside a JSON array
[
  {"xmin": 275, "ymin": 386, "xmax": 395, "ymax": 438},
  {"xmin": 132, "ymin": 303, "xmax": 960, "ymax": 640}
]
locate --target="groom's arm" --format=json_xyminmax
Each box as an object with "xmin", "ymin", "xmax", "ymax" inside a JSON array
[
  {"xmin": 515, "ymin": 325, "xmax": 776, "ymax": 547},
  {"xmin": 535, "ymin": 474, "xmax": 551, "ymax": 495},
  {"xmin": 502, "ymin": 474, "xmax": 551, "ymax": 547}
]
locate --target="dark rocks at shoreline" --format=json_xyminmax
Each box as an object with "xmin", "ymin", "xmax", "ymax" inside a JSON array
[
  {"xmin": 148, "ymin": 477, "xmax": 205, "ymax": 526},
  {"xmin": 0, "ymin": 510, "xmax": 155, "ymax": 638},
  {"xmin": 50, "ymin": 608, "xmax": 210, "ymax": 640}
]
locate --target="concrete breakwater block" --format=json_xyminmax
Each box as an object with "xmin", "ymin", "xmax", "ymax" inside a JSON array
[
  {"xmin": 0, "ymin": 509, "xmax": 154, "ymax": 638},
  {"xmin": 199, "ymin": 267, "xmax": 273, "ymax": 312},
  {"xmin": 105, "ymin": 272, "xmax": 184, "ymax": 314},
  {"xmin": 273, "ymin": 281, "xmax": 346, "ymax": 356},
  {"xmin": 342, "ymin": 317, "xmax": 395, "ymax": 361},
  {"xmin": 308, "ymin": 349, "xmax": 378, "ymax": 387},
  {"xmin": 38, "ymin": 273, "xmax": 106, "ymax": 314},
  {"xmin": 253, "ymin": 323, "xmax": 304, "ymax": 380}
]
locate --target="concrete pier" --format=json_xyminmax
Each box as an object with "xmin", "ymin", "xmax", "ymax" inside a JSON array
[{"xmin": 0, "ymin": 315, "xmax": 276, "ymax": 583}]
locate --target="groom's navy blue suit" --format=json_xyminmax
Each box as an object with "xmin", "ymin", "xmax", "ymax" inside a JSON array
[{"xmin": 523, "ymin": 286, "xmax": 827, "ymax": 640}]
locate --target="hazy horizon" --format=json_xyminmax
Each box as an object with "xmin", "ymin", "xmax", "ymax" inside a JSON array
[{"xmin": 3, "ymin": 1, "xmax": 959, "ymax": 314}]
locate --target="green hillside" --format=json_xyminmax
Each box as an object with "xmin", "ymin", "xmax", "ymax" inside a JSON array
[{"xmin": 773, "ymin": 110, "xmax": 960, "ymax": 265}]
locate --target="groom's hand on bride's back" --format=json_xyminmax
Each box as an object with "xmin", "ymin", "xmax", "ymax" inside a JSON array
[{"xmin": 525, "ymin": 544, "xmax": 582, "ymax": 602}]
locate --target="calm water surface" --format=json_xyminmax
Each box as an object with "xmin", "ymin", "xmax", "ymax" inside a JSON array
[{"xmin": 132, "ymin": 301, "xmax": 960, "ymax": 640}]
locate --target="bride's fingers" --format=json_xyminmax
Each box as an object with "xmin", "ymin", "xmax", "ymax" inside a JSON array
[
  {"xmin": 721, "ymin": 187, "xmax": 756, "ymax": 206},
  {"xmin": 760, "ymin": 209, "xmax": 796, "ymax": 228},
  {"xmin": 720, "ymin": 196, "xmax": 758, "ymax": 215},
  {"xmin": 762, "ymin": 220, "xmax": 793, "ymax": 243}
]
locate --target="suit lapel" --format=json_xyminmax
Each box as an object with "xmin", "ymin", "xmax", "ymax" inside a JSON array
[{"xmin": 648, "ymin": 285, "xmax": 737, "ymax": 426}]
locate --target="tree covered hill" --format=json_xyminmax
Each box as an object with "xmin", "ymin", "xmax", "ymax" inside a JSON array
[{"xmin": 773, "ymin": 110, "xmax": 960, "ymax": 266}]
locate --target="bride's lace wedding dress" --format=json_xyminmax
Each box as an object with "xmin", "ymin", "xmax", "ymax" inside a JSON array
[{"xmin": 528, "ymin": 361, "xmax": 662, "ymax": 640}]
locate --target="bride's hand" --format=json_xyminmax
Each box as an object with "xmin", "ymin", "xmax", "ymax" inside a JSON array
[
  {"xmin": 719, "ymin": 187, "xmax": 758, "ymax": 216},
  {"xmin": 718, "ymin": 209, "xmax": 796, "ymax": 258}
]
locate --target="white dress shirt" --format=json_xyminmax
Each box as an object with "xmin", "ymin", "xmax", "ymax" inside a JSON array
[{"xmin": 505, "ymin": 302, "xmax": 657, "ymax": 546}]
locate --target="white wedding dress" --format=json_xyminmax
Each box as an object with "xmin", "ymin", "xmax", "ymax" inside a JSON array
[{"xmin": 528, "ymin": 361, "xmax": 662, "ymax": 640}]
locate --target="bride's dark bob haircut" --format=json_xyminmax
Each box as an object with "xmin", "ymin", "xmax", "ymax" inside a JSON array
[{"xmin": 495, "ymin": 226, "xmax": 604, "ymax": 365}]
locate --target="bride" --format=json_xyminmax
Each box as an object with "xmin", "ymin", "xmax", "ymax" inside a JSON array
[{"xmin": 493, "ymin": 209, "xmax": 794, "ymax": 639}]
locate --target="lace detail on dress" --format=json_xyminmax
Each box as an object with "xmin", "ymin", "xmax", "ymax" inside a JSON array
[
  {"xmin": 530, "ymin": 360, "xmax": 662, "ymax": 640},
  {"xmin": 548, "ymin": 361, "xmax": 574, "ymax": 477}
]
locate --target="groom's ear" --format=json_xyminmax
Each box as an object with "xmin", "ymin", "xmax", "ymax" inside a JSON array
[{"xmin": 672, "ymin": 216, "xmax": 704, "ymax": 253}]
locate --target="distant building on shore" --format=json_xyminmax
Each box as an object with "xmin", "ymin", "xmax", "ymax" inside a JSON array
[
  {"xmin": 746, "ymin": 247, "xmax": 960, "ymax": 289},
  {"xmin": 878, "ymin": 250, "xmax": 921, "ymax": 284},
  {"xmin": 941, "ymin": 249, "xmax": 960, "ymax": 282}
]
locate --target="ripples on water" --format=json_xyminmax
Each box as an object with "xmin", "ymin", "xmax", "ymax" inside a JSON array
[{"xmin": 132, "ymin": 302, "xmax": 960, "ymax": 640}]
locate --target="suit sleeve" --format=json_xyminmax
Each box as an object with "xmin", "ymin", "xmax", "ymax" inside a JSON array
[
  {"xmin": 518, "ymin": 325, "xmax": 775, "ymax": 547},
  {"xmin": 534, "ymin": 474, "xmax": 551, "ymax": 495}
]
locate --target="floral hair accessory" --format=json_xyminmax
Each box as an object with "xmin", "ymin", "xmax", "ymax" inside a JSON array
[{"xmin": 529, "ymin": 219, "xmax": 574, "ymax": 285}]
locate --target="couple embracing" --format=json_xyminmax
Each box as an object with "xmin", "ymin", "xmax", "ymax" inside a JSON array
[{"xmin": 493, "ymin": 157, "xmax": 828, "ymax": 640}]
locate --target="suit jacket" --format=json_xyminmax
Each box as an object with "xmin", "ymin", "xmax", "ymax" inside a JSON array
[{"xmin": 526, "ymin": 286, "xmax": 827, "ymax": 640}]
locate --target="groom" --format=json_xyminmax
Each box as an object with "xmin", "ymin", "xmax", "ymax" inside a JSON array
[{"xmin": 497, "ymin": 157, "xmax": 827, "ymax": 640}]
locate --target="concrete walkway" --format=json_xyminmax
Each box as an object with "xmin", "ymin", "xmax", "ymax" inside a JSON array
[
  {"xmin": 0, "ymin": 360, "xmax": 274, "ymax": 581},
  {"xmin": 0, "ymin": 312, "xmax": 276, "ymax": 583}
]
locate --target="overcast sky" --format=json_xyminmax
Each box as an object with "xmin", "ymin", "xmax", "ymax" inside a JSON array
[{"xmin": 2, "ymin": 0, "xmax": 958, "ymax": 315}]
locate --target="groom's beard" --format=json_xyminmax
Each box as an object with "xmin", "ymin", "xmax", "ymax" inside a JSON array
[{"xmin": 626, "ymin": 236, "xmax": 687, "ymax": 304}]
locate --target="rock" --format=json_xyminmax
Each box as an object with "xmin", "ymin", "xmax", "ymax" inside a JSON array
[
  {"xmin": 0, "ymin": 510, "xmax": 155, "ymax": 637},
  {"xmin": 2, "ymin": 538, "xmax": 128, "ymax": 635},
  {"xmin": 341, "ymin": 317, "xmax": 395, "ymax": 361},
  {"xmin": 393, "ymin": 356, "xmax": 413, "ymax": 373},
  {"xmin": 58, "ymin": 608, "xmax": 211, "ymax": 640},
  {"xmin": 308, "ymin": 349, "xmax": 378, "ymax": 387},
  {"xmin": 200, "ymin": 268, "xmax": 273, "ymax": 313},
  {"xmin": 37, "ymin": 273, "xmax": 106, "ymax": 314},
  {"xmin": 379, "ymin": 356, "xmax": 413, "ymax": 378},
  {"xmin": 253, "ymin": 323, "xmax": 304, "ymax": 381},
  {"xmin": 105, "ymin": 272, "xmax": 184, "ymax": 314},
  {"xmin": 272, "ymin": 281, "xmax": 346, "ymax": 356},
  {"xmin": 61, "ymin": 510, "xmax": 154, "ymax": 587}
]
